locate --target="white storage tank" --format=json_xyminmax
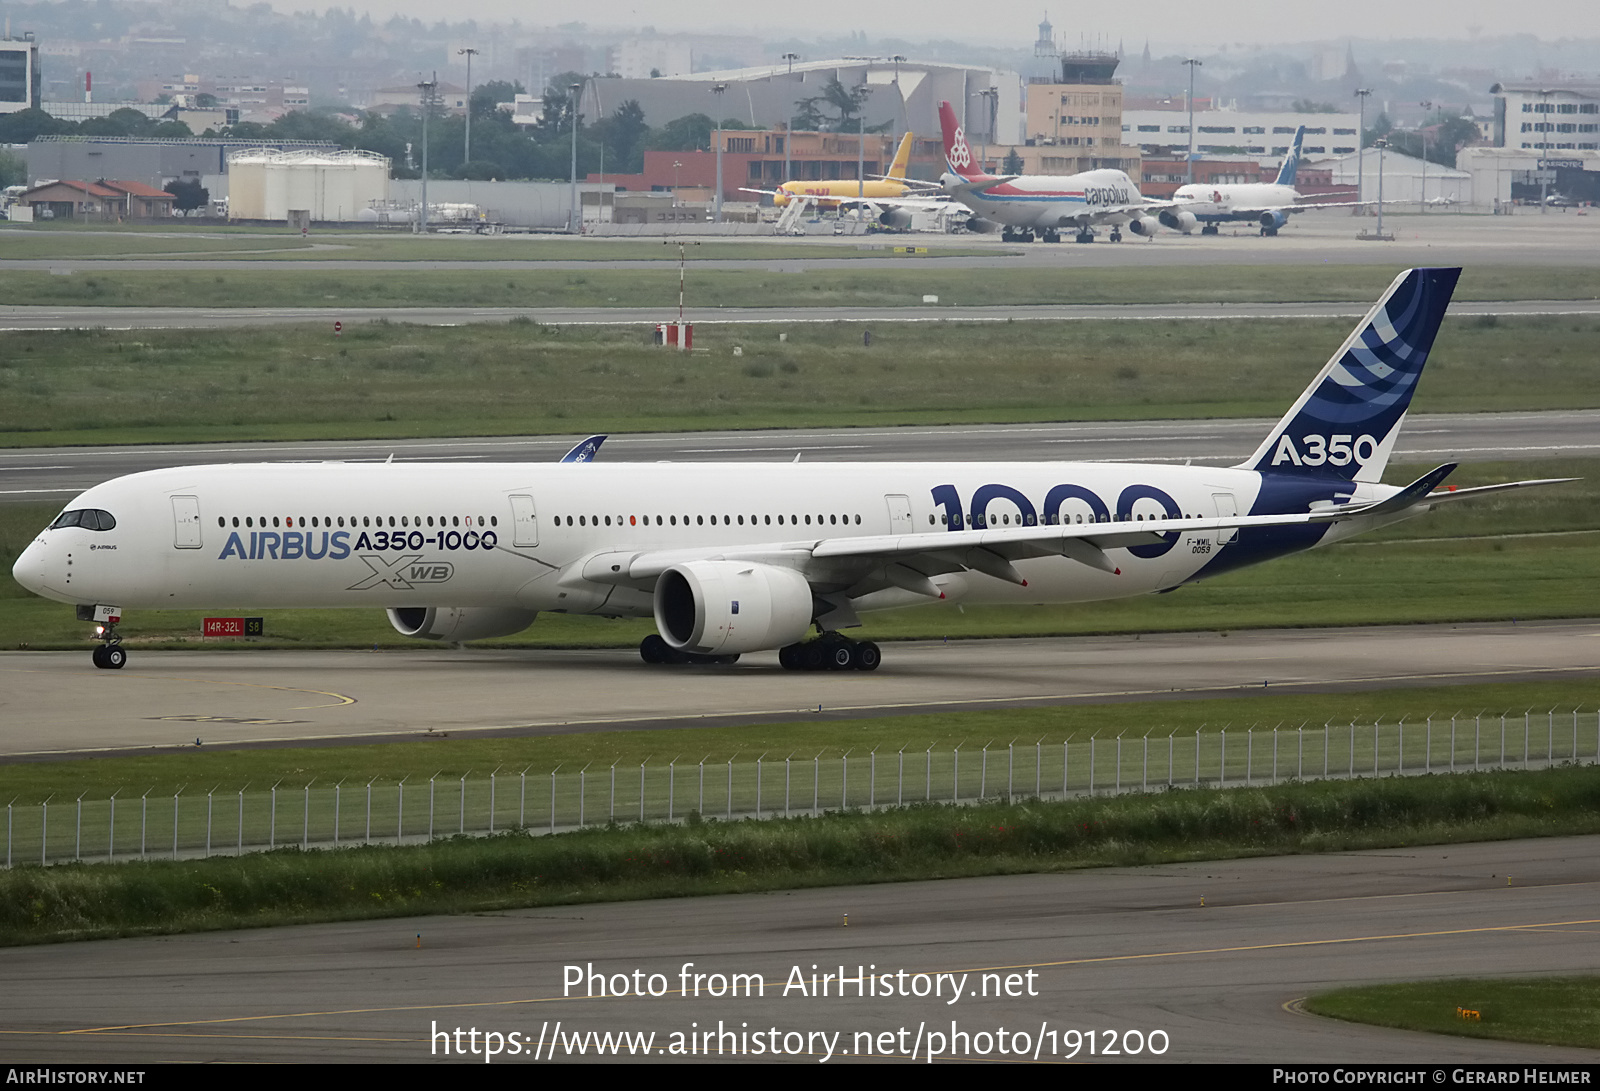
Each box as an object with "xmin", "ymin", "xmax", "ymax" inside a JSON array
[{"xmin": 225, "ymin": 149, "xmax": 390, "ymax": 222}]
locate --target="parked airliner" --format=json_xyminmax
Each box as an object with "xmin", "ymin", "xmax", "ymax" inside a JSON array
[
  {"xmin": 11, "ymin": 268, "xmax": 1563, "ymax": 672},
  {"xmin": 934, "ymin": 100, "xmax": 1168, "ymax": 243},
  {"xmin": 1160, "ymin": 126, "xmax": 1372, "ymax": 237}
]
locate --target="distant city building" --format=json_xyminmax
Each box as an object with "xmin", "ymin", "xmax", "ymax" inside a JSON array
[
  {"xmin": 1122, "ymin": 108, "xmax": 1362, "ymax": 159},
  {"xmin": 586, "ymin": 58, "xmax": 1022, "ymax": 147},
  {"xmin": 1490, "ymin": 81, "xmax": 1600, "ymax": 151},
  {"xmin": 368, "ymin": 82, "xmax": 468, "ymax": 116},
  {"xmin": 1, "ymin": 31, "xmax": 42, "ymax": 114},
  {"xmin": 608, "ymin": 37, "xmax": 695, "ymax": 80},
  {"xmin": 17, "ymin": 178, "xmax": 176, "ymax": 221},
  {"xmin": 1025, "ymin": 51, "xmax": 1127, "ymax": 154},
  {"xmin": 25, "ymin": 134, "xmax": 340, "ymax": 191}
]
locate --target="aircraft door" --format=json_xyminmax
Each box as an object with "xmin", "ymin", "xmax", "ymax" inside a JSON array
[
  {"xmin": 509, "ymin": 494, "xmax": 539, "ymax": 547},
  {"xmin": 171, "ymin": 495, "xmax": 203, "ymax": 549},
  {"xmin": 1212, "ymin": 492, "xmax": 1239, "ymax": 544},
  {"xmin": 884, "ymin": 494, "xmax": 914, "ymax": 534}
]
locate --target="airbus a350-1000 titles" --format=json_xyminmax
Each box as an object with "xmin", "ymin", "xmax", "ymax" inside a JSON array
[{"xmin": 11, "ymin": 268, "xmax": 1566, "ymax": 672}]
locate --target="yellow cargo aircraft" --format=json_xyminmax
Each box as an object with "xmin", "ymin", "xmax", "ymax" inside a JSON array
[{"xmin": 747, "ymin": 132, "xmax": 916, "ymax": 208}]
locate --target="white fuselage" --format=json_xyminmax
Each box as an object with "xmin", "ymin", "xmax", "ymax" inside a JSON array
[
  {"xmin": 13, "ymin": 460, "xmax": 1387, "ymax": 620},
  {"xmin": 1172, "ymin": 182, "xmax": 1300, "ymax": 223},
  {"xmin": 945, "ymin": 169, "xmax": 1148, "ymax": 232}
]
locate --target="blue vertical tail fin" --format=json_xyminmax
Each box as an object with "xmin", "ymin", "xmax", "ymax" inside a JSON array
[
  {"xmin": 1274, "ymin": 125, "xmax": 1306, "ymax": 186},
  {"xmin": 1238, "ymin": 267, "xmax": 1460, "ymax": 483}
]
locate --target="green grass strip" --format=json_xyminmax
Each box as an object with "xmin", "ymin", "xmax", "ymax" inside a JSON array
[
  {"xmin": 1303, "ymin": 977, "xmax": 1600, "ymax": 1049},
  {"xmin": 3, "ymin": 765, "xmax": 1598, "ymax": 946}
]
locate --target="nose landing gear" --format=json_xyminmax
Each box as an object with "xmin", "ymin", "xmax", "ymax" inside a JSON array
[{"xmin": 77, "ymin": 605, "xmax": 127, "ymax": 669}]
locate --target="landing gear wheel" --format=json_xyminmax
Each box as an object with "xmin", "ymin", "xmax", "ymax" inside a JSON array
[
  {"xmin": 1201, "ymin": 223, "xmax": 1219, "ymax": 236},
  {"xmin": 1075, "ymin": 229, "xmax": 1094, "ymax": 243},
  {"xmin": 854, "ymin": 642, "xmax": 881, "ymax": 671},
  {"xmin": 1109, "ymin": 228, "xmax": 1123, "ymax": 242},
  {"xmin": 827, "ymin": 642, "xmax": 855, "ymax": 671},
  {"xmin": 779, "ymin": 644, "xmax": 801, "ymax": 670},
  {"xmin": 640, "ymin": 634, "xmax": 669, "ymax": 664},
  {"xmin": 92, "ymin": 643, "xmax": 125, "ymax": 669}
]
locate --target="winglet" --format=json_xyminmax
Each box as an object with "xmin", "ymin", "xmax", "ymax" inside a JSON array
[{"xmin": 560, "ymin": 435, "xmax": 607, "ymax": 463}]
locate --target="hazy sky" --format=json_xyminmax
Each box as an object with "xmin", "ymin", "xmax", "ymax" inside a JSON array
[{"xmin": 248, "ymin": 0, "xmax": 1595, "ymax": 53}]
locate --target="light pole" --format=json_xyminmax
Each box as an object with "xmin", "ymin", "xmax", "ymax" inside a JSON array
[
  {"xmin": 1538, "ymin": 89, "xmax": 1553, "ymax": 214},
  {"xmin": 856, "ymin": 84, "xmax": 872, "ymax": 223},
  {"xmin": 458, "ymin": 47, "xmax": 478, "ymax": 167},
  {"xmin": 782, "ymin": 54, "xmax": 798, "ymax": 184},
  {"xmin": 710, "ymin": 82, "xmax": 728, "ymax": 223},
  {"xmin": 1418, "ymin": 100, "xmax": 1432, "ymax": 211},
  {"xmin": 416, "ymin": 73, "xmax": 436, "ymax": 234},
  {"xmin": 891, "ymin": 54, "xmax": 906, "ymax": 141},
  {"xmin": 1375, "ymin": 137, "xmax": 1388, "ymax": 237},
  {"xmin": 1184, "ymin": 58, "xmax": 1203, "ymax": 184},
  {"xmin": 672, "ymin": 160, "xmax": 681, "ymax": 208},
  {"xmin": 568, "ymin": 80, "xmax": 582, "ymax": 233},
  {"xmin": 1354, "ymin": 87, "xmax": 1372, "ymax": 209},
  {"xmin": 977, "ymin": 86, "xmax": 998, "ymax": 173}
]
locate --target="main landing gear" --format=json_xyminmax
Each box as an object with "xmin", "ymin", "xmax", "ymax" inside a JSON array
[
  {"xmin": 1075, "ymin": 228, "xmax": 1096, "ymax": 243},
  {"xmin": 638, "ymin": 633, "xmax": 739, "ymax": 666},
  {"xmin": 778, "ymin": 633, "xmax": 881, "ymax": 672}
]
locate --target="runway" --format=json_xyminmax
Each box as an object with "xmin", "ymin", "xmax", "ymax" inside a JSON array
[
  {"xmin": 3, "ymin": 835, "xmax": 1597, "ymax": 1062},
  {"xmin": 3, "ymin": 297, "xmax": 1600, "ymax": 331},
  {"xmin": 3, "ymin": 620, "xmax": 1595, "ymax": 759},
  {"xmin": 1, "ymin": 410, "xmax": 1595, "ymax": 501}
]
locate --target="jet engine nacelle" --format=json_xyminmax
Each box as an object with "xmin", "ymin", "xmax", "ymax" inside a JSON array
[
  {"xmin": 1259, "ymin": 210, "xmax": 1289, "ymax": 230},
  {"xmin": 653, "ymin": 561, "xmax": 814, "ymax": 655},
  {"xmin": 1128, "ymin": 215, "xmax": 1161, "ymax": 237},
  {"xmin": 877, "ymin": 208, "xmax": 913, "ymax": 230},
  {"xmin": 963, "ymin": 216, "xmax": 1001, "ymax": 234},
  {"xmin": 386, "ymin": 606, "xmax": 539, "ymax": 642},
  {"xmin": 1158, "ymin": 209, "xmax": 1198, "ymax": 233}
]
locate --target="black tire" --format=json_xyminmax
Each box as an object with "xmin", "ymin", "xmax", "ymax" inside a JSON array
[
  {"xmin": 91, "ymin": 644, "xmax": 109, "ymax": 669},
  {"xmin": 104, "ymin": 645, "xmax": 126, "ymax": 670},
  {"xmin": 800, "ymin": 642, "xmax": 826, "ymax": 671},
  {"xmin": 779, "ymin": 644, "xmax": 800, "ymax": 670},
  {"xmin": 640, "ymin": 634, "xmax": 669, "ymax": 664},
  {"xmin": 855, "ymin": 642, "xmax": 882, "ymax": 671},
  {"xmin": 828, "ymin": 642, "xmax": 855, "ymax": 671}
]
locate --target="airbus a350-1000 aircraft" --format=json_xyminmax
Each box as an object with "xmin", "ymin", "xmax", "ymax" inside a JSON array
[{"xmin": 11, "ymin": 268, "xmax": 1565, "ymax": 672}]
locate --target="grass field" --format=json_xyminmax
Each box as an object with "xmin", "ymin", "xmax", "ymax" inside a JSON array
[
  {"xmin": 1304, "ymin": 978, "xmax": 1600, "ymax": 1049},
  {"xmin": 0, "ymin": 229, "xmax": 990, "ymax": 263},
  {"xmin": 1, "ymin": 264, "xmax": 1599, "ymax": 311},
  {"xmin": 3, "ymin": 314, "xmax": 1598, "ymax": 447},
  {"xmin": 0, "ymin": 676, "xmax": 1592, "ymax": 801},
  {"xmin": 4, "ymin": 764, "xmax": 1599, "ymax": 946}
]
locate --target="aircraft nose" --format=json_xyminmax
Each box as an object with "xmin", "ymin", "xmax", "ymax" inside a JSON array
[{"xmin": 12, "ymin": 537, "xmax": 50, "ymax": 597}]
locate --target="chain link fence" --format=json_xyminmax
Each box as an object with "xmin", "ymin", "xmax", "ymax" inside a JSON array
[{"xmin": 8, "ymin": 708, "xmax": 1596, "ymax": 868}]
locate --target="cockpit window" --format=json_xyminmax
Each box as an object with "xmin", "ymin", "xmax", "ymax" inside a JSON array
[{"xmin": 49, "ymin": 509, "xmax": 116, "ymax": 531}]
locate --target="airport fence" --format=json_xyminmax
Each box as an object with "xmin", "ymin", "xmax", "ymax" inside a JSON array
[{"xmin": 6, "ymin": 708, "xmax": 1598, "ymax": 868}]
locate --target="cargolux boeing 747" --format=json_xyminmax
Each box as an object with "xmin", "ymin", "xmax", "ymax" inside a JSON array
[{"xmin": 11, "ymin": 268, "xmax": 1567, "ymax": 672}]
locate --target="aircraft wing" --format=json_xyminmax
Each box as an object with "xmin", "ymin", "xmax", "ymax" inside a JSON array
[{"xmin": 565, "ymin": 467, "xmax": 1572, "ymax": 598}]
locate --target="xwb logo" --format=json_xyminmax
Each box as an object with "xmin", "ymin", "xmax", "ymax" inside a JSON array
[{"xmin": 346, "ymin": 554, "xmax": 455, "ymax": 591}]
